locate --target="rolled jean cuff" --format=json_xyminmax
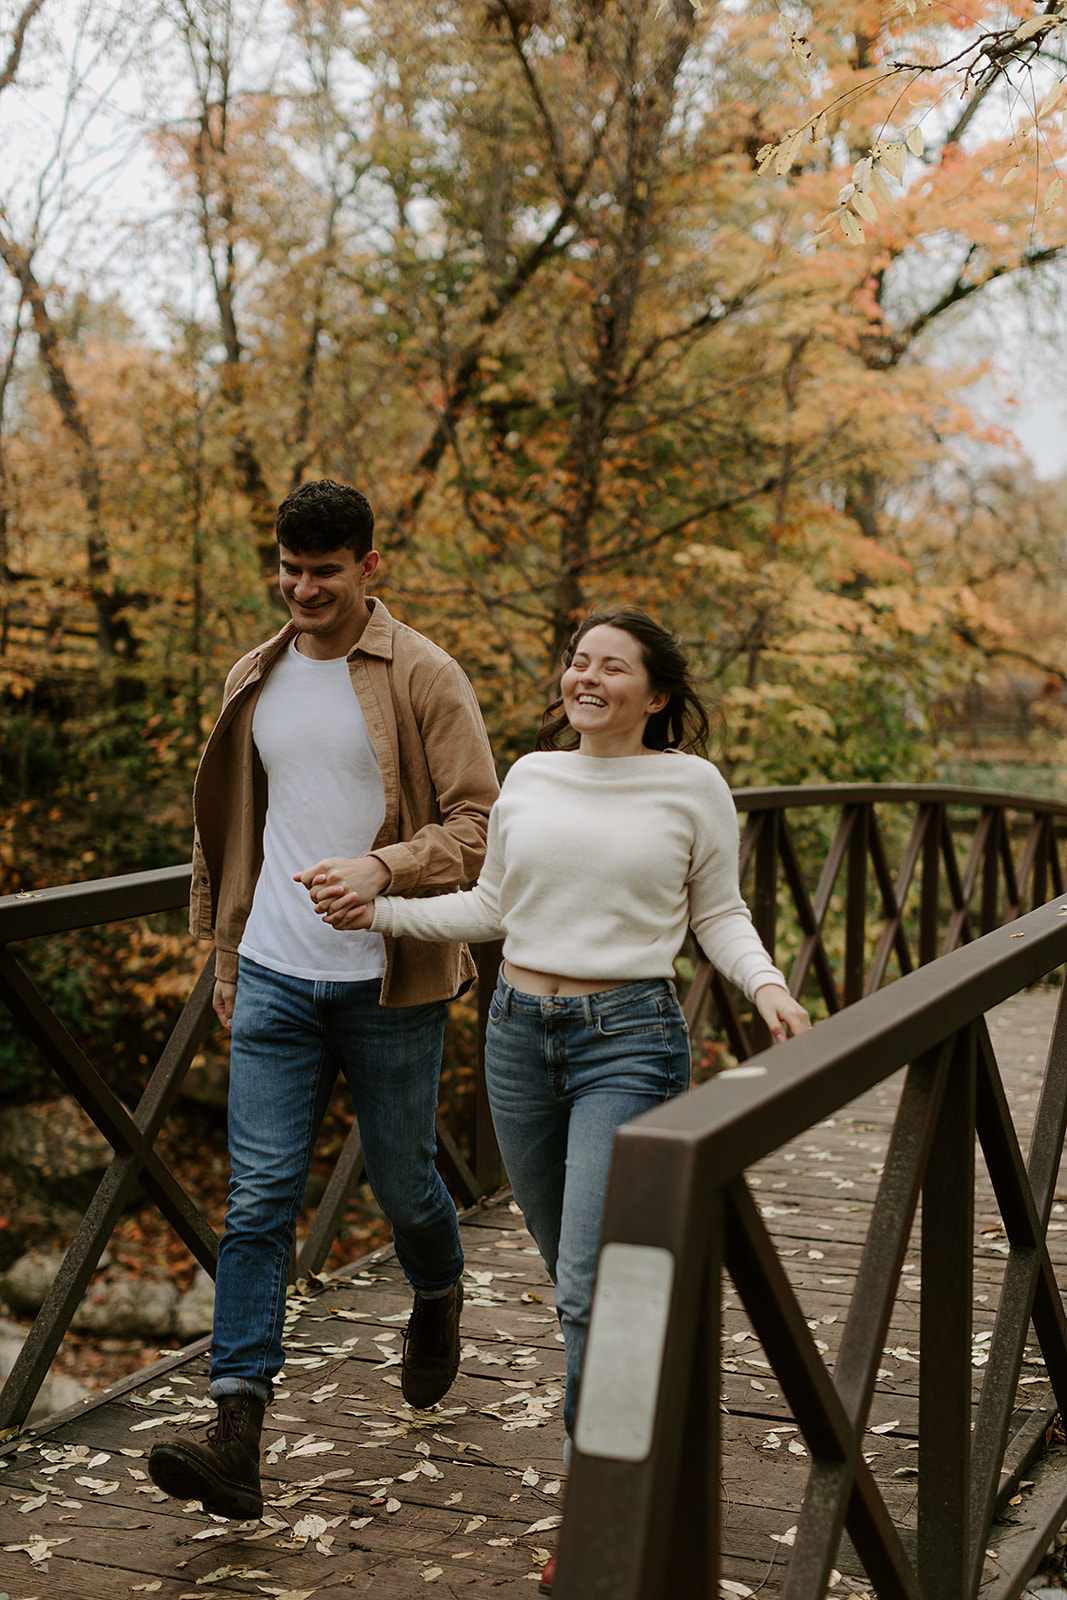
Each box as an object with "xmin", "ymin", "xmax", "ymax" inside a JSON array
[
  {"xmin": 416, "ymin": 1276, "xmax": 464, "ymax": 1302},
  {"xmin": 209, "ymin": 1375, "xmax": 272, "ymax": 1403}
]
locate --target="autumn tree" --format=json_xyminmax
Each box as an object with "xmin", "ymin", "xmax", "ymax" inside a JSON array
[
  {"xmin": 2, "ymin": 0, "xmax": 1067, "ymax": 784},
  {"xmin": 0, "ymin": 0, "xmax": 171, "ymax": 654}
]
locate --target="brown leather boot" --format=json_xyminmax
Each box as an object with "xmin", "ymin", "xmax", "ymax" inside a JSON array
[
  {"xmin": 401, "ymin": 1281, "xmax": 463, "ymax": 1408},
  {"xmin": 148, "ymin": 1393, "xmax": 265, "ymax": 1519}
]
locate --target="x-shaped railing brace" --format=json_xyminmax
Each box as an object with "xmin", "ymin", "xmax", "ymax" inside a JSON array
[{"xmin": 0, "ymin": 946, "xmax": 218, "ymax": 1436}]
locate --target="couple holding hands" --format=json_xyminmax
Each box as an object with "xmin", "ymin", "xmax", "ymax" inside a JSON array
[{"xmin": 149, "ymin": 478, "xmax": 808, "ymax": 1593}]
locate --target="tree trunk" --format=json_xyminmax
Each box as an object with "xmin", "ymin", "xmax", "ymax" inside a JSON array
[{"xmin": 0, "ymin": 228, "xmax": 132, "ymax": 654}]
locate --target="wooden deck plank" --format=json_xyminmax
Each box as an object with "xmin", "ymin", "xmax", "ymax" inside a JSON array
[{"xmin": 2, "ymin": 986, "xmax": 1065, "ymax": 1598}]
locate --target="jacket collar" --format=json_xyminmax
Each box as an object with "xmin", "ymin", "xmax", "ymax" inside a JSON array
[
  {"xmin": 353, "ymin": 596, "xmax": 394, "ymax": 661},
  {"xmin": 250, "ymin": 596, "xmax": 395, "ymax": 675}
]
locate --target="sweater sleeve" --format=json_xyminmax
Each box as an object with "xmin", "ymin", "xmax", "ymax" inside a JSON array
[
  {"xmin": 687, "ymin": 769, "xmax": 788, "ymax": 1002},
  {"xmin": 370, "ymin": 802, "xmax": 506, "ymax": 945}
]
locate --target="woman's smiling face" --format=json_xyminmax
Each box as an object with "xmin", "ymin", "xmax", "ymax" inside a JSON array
[{"xmin": 560, "ymin": 624, "xmax": 668, "ymax": 756}]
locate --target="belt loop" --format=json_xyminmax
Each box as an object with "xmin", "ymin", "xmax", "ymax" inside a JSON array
[
  {"xmin": 497, "ymin": 970, "xmax": 512, "ymax": 1021},
  {"xmin": 581, "ymin": 993, "xmax": 595, "ymax": 1027}
]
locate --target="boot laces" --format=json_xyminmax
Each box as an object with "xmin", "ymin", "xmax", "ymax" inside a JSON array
[{"xmin": 208, "ymin": 1400, "xmax": 250, "ymax": 1445}]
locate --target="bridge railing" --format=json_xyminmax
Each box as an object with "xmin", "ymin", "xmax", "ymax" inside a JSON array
[
  {"xmin": 0, "ymin": 868, "xmax": 502, "ymax": 1438},
  {"xmin": 697, "ymin": 783, "xmax": 1067, "ymax": 1058},
  {"xmin": 1, "ymin": 782, "xmax": 1065, "ymax": 1439},
  {"xmin": 556, "ymin": 895, "xmax": 1067, "ymax": 1600}
]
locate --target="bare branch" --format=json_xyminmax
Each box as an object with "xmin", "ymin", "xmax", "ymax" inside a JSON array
[
  {"xmin": 0, "ymin": 0, "xmax": 46, "ymax": 96},
  {"xmin": 903, "ymin": 244, "xmax": 1063, "ymax": 347}
]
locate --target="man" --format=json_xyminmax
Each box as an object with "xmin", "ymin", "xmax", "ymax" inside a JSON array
[{"xmin": 148, "ymin": 479, "xmax": 498, "ymax": 1519}]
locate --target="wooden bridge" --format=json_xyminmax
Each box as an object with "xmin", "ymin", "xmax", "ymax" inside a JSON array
[{"xmin": 2, "ymin": 784, "xmax": 1067, "ymax": 1599}]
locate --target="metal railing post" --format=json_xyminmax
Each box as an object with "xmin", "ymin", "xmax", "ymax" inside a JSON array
[
  {"xmin": 918, "ymin": 1021, "xmax": 976, "ymax": 1600},
  {"xmin": 554, "ymin": 1128, "xmax": 722, "ymax": 1599},
  {"xmin": 844, "ymin": 803, "xmax": 869, "ymax": 1005}
]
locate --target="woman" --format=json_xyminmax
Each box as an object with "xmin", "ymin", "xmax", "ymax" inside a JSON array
[{"xmin": 298, "ymin": 608, "xmax": 809, "ymax": 1581}]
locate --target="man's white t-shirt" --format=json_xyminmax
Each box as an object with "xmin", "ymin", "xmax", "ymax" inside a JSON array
[{"xmin": 239, "ymin": 639, "xmax": 387, "ymax": 982}]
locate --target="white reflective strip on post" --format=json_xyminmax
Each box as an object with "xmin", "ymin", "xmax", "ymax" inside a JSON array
[{"xmin": 573, "ymin": 1242, "xmax": 675, "ymax": 1462}]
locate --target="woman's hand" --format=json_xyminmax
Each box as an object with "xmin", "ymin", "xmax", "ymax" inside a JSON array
[
  {"xmin": 293, "ymin": 856, "xmax": 389, "ymax": 928},
  {"xmin": 754, "ymin": 983, "xmax": 811, "ymax": 1045}
]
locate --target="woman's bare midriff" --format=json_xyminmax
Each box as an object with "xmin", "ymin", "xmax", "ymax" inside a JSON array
[{"xmin": 502, "ymin": 961, "xmax": 628, "ymax": 997}]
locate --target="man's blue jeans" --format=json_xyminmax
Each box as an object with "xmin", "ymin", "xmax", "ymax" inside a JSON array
[
  {"xmin": 484, "ymin": 973, "xmax": 691, "ymax": 1435},
  {"xmin": 209, "ymin": 958, "xmax": 463, "ymax": 1402}
]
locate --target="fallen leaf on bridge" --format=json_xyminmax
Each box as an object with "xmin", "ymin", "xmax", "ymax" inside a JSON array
[
  {"xmin": 253, "ymin": 1589, "xmax": 319, "ymax": 1599},
  {"xmin": 288, "ymin": 1437, "xmax": 336, "ymax": 1458},
  {"xmin": 197, "ymin": 1565, "xmax": 272, "ymax": 1584},
  {"xmin": 3, "ymin": 1532, "xmax": 73, "ymax": 1566}
]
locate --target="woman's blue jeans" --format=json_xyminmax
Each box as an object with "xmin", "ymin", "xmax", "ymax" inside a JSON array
[
  {"xmin": 209, "ymin": 957, "xmax": 462, "ymax": 1401},
  {"xmin": 484, "ymin": 973, "xmax": 691, "ymax": 1435}
]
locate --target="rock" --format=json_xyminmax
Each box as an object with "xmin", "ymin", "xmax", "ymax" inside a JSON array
[
  {"xmin": 180, "ymin": 1052, "xmax": 230, "ymax": 1110},
  {"xmin": 72, "ymin": 1274, "xmax": 178, "ymax": 1337},
  {"xmin": 0, "ymin": 1250, "xmax": 68, "ymax": 1313},
  {"xmin": 0, "ymin": 1247, "xmax": 115, "ymax": 1315},
  {"xmin": 174, "ymin": 1269, "xmax": 215, "ymax": 1340},
  {"xmin": 0, "ymin": 1172, "xmax": 84, "ymax": 1273},
  {"xmin": 0, "ymin": 1315, "xmax": 91, "ymax": 1424},
  {"xmin": 1, "ymin": 1249, "xmax": 182, "ymax": 1337},
  {"xmin": 0, "ymin": 1096, "xmax": 112, "ymax": 1211},
  {"xmin": 0, "ymin": 1095, "xmax": 117, "ymax": 1270}
]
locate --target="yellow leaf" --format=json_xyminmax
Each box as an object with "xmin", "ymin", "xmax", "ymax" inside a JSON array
[
  {"xmin": 1042, "ymin": 174, "xmax": 1063, "ymax": 212},
  {"xmin": 1038, "ymin": 78, "xmax": 1067, "ymax": 119},
  {"xmin": 905, "ymin": 125, "xmax": 924, "ymax": 157},
  {"xmin": 877, "ymin": 142, "xmax": 908, "ymax": 182},
  {"xmin": 813, "ymin": 113, "xmax": 828, "ymax": 142},
  {"xmin": 773, "ymin": 129, "xmax": 804, "ymax": 176},
  {"xmin": 851, "ymin": 190, "xmax": 878, "ymax": 223},
  {"xmin": 839, "ymin": 210, "xmax": 865, "ymax": 244},
  {"xmin": 1001, "ymin": 164, "xmax": 1022, "ymax": 186},
  {"xmin": 755, "ymin": 142, "xmax": 776, "ymax": 173},
  {"xmin": 870, "ymin": 168, "xmax": 897, "ymax": 210},
  {"xmin": 1014, "ymin": 14, "xmax": 1052, "ymax": 41}
]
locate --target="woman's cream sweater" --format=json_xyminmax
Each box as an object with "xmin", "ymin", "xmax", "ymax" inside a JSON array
[{"xmin": 370, "ymin": 749, "xmax": 786, "ymax": 999}]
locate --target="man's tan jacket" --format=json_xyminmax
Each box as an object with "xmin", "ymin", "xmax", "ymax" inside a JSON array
[{"xmin": 190, "ymin": 598, "xmax": 499, "ymax": 1005}]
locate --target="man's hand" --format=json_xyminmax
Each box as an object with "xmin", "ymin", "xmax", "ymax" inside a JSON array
[
  {"xmin": 213, "ymin": 979, "xmax": 237, "ymax": 1031},
  {"xmin": 294, "ymin": 855, "xmax": 390, "ymax": 929},
  {"xmin": 754, "ymin": 983, "xmax": 811, "ymax": 1045}
]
